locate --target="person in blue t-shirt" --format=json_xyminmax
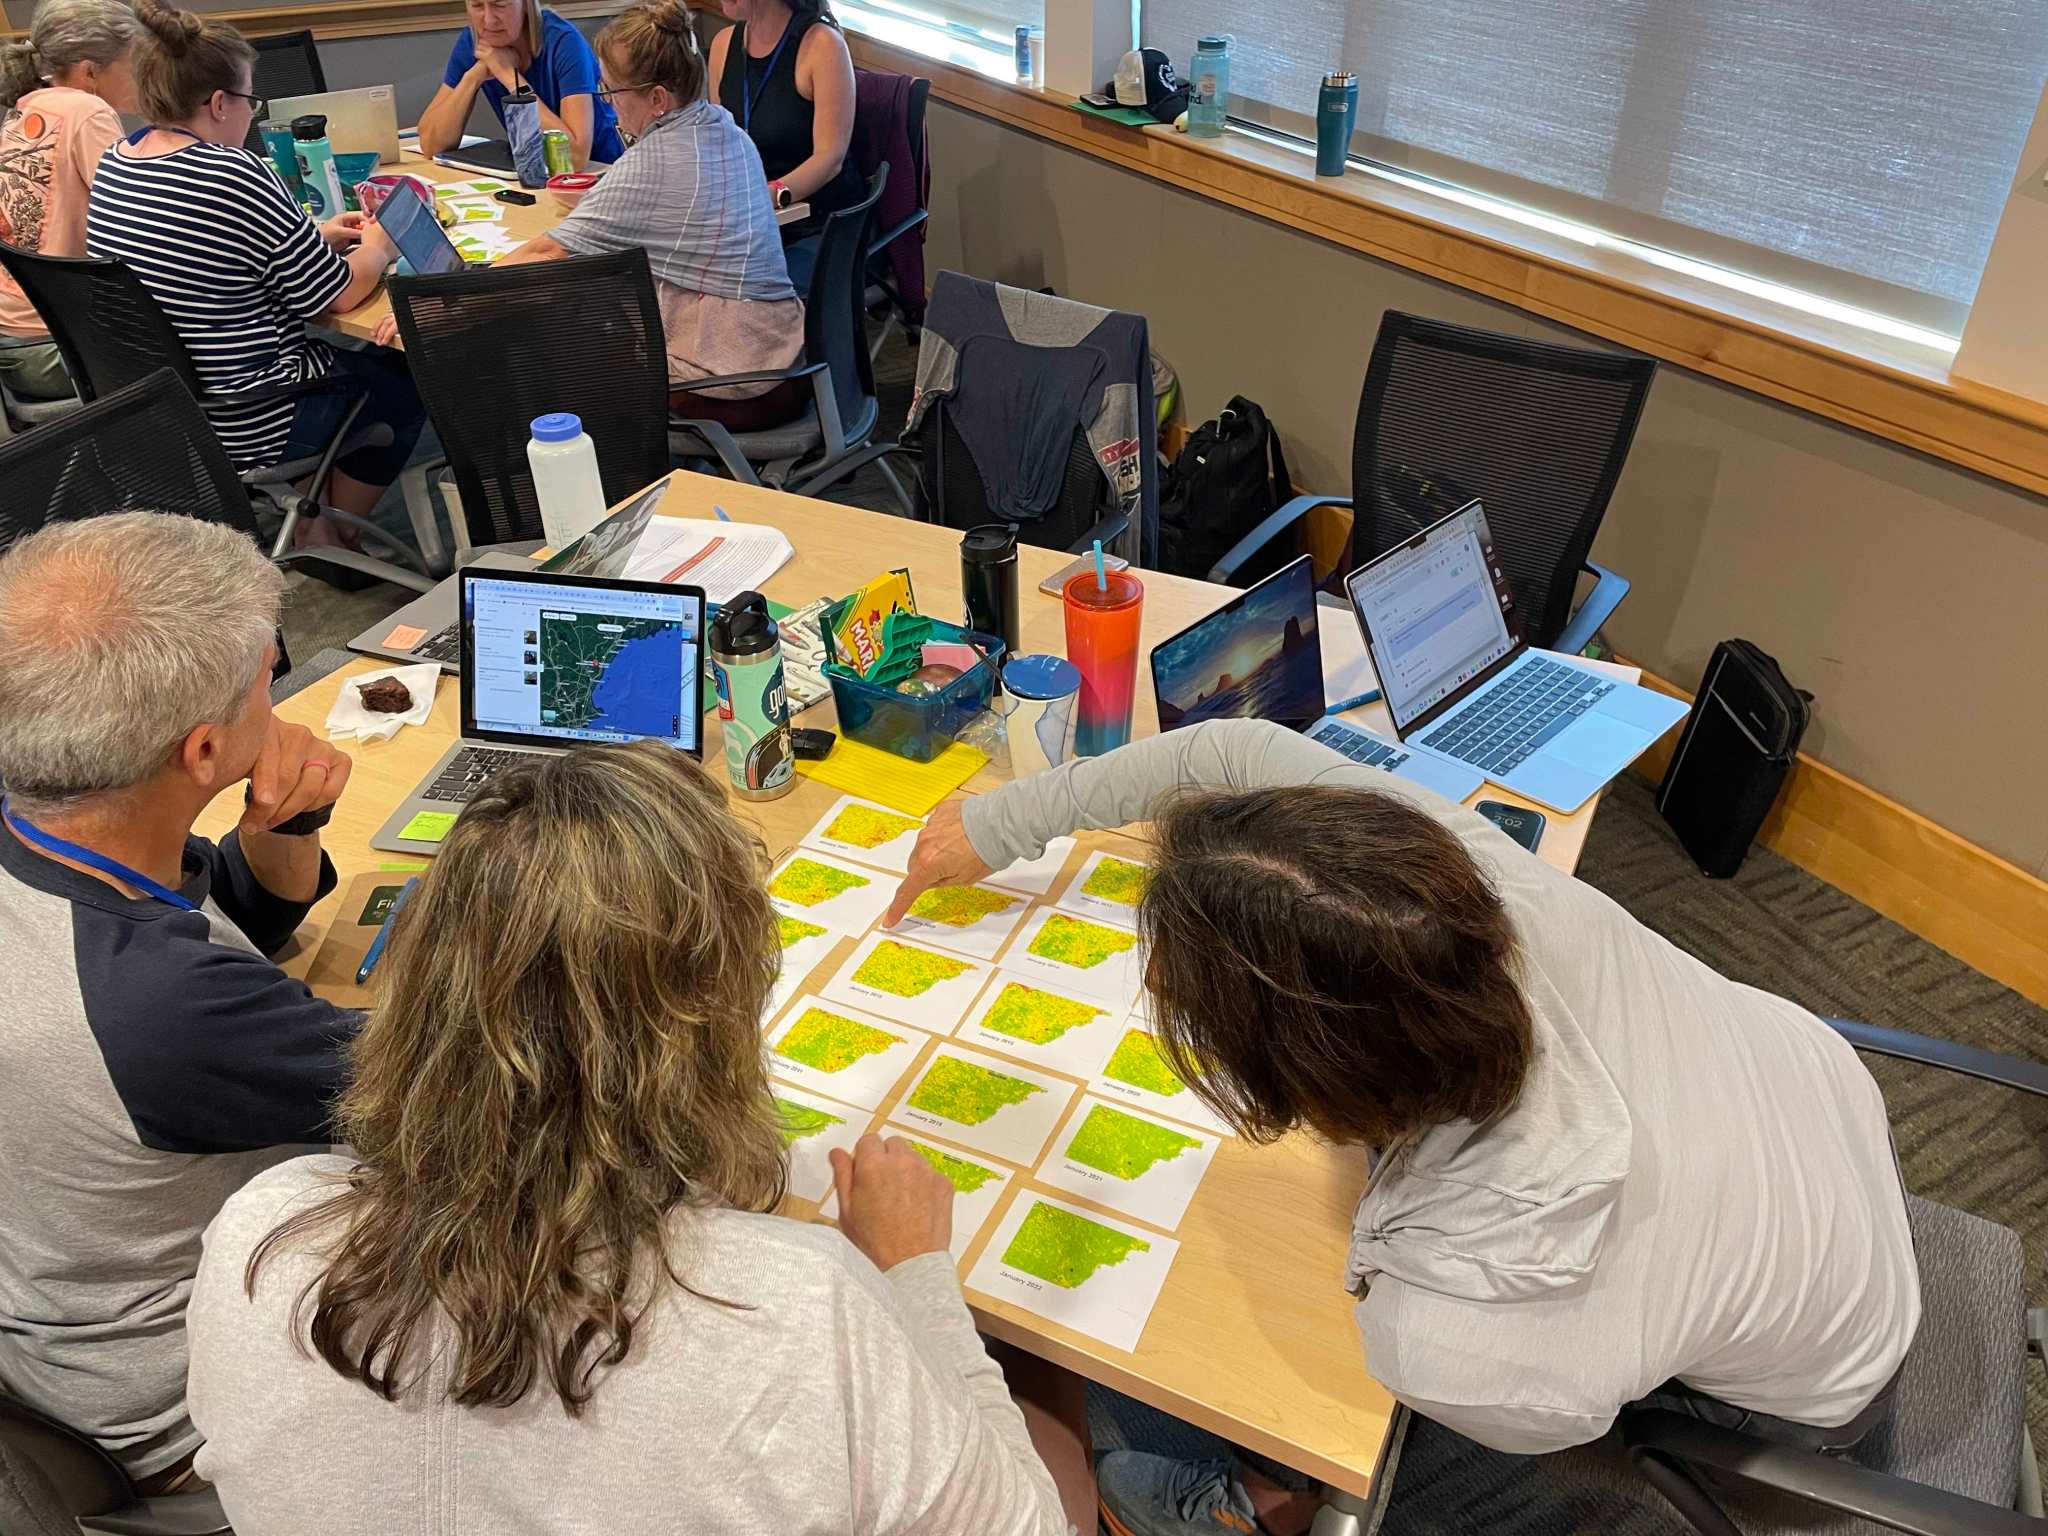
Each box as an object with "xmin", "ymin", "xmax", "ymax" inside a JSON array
[{"xmin": 418, "ymin": 0, "xmax": 623, "ymax": 168}]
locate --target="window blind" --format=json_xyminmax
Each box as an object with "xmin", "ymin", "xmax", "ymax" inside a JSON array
[{"xmin": 1139, "ymin": 0, "xmax": 2048, "ymax": 331}]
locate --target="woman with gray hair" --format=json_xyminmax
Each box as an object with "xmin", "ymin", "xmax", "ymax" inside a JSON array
[{"xmin": 0, "ymin": 0, "xmax": 140, "ymax": 399}]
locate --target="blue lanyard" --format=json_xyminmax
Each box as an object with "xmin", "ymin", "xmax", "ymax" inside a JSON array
[
  {"xmin": 2, "ymin": 797, "xmax": 197, "ymax": 911},
  {"xmin": 740, "ymin": 21, "xmax": 796, "ymax": 132}
]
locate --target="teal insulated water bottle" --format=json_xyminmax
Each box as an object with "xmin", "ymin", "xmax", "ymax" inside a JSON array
[
  {"xmin": 291, "ymin": 115, "xmax": 346, "ymax": 218},
  {"xmin": 710, "ymin": 592, "xmax": 795, "ymax": 800},
  {"xmin": 1316, "ymin": 70, "xmax": 1359, "ymax": 176},
  {"xmin": 1188, "ymin": 35, "xmax": 1231, "ymax": 138}
]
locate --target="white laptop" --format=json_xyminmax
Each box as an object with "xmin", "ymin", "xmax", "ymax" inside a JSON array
[
  {"xmin": 271, "ymin": 85, "xmax": 401, "ymax": 163},
  {"xmin": 1344, "ymin": 500, "xmax": 1688, "ymax": 815},
  {"xmin": 371, "ymin": 567, "xmax": 707, "ymax": 857}
]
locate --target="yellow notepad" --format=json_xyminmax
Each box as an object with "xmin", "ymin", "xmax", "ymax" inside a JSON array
[{"xmin": 796, "ymin": 737, "xmax": 986, "ymax": 817}]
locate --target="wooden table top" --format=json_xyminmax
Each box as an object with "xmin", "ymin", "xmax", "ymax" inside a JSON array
[
  {"xmin": 328, "ymin": 148, "xmax": 809, "ymax": 344},
  {"xmin": 196, "ymin": 471, "xmax": 1620, "ymax": 1496}
]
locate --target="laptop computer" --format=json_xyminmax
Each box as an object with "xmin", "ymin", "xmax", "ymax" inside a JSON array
[
  {"xmin": 348, "ymin": 474, "xmax": 673, "ymax": 672},
  {"xmin": 271, "ymin": 86, "xmax": 402, "ymax": 163},
  {"xmin": 1149, "ymin": 554, "xmax": 1485, "ymax": 803},
  {"xmin": 1343, "ymin": 500, "xmax": 1689, "ymax": 814},
  {"xmin": 371, "ymin": 567, "xmax": 707, "ymax": 856}
]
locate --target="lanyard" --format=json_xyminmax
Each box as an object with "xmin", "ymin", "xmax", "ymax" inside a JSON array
[
  {"xmin": 740, "ymin": 20, "xmax": 796, "ymax": 132},
  {"xmin": 2, "ymin": 798, "xmax": 197, "ymax": 911}
]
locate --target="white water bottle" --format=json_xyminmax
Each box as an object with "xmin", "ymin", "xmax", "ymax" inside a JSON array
[{"xmin": 526, "ymin": 413, "xmax": 606, "ymax": 548}]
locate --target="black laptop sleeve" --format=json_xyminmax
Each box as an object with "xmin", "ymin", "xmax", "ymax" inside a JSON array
[{"xmin": 1655, "ymin": 639, "xmax": 1811, "ymax": 878}]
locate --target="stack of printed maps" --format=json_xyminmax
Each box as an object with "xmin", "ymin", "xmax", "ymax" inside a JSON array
[{"xmin": 761, "ymin": 795, "xmax": 1230, "ymax": 1352}]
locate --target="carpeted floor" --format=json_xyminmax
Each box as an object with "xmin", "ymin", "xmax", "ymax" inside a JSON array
[{"xmin": 283, "ymin": 326, "xmax": 2048, "ymax": 1492}]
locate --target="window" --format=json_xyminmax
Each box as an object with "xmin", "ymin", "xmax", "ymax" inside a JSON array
[
  {"xmin": 1138, "ymin": 0, "xmax": 2048, "ymax": 333},
  {"xmin": 839, "ymin": 0, "xmax": 1042, "ymax": 77}
]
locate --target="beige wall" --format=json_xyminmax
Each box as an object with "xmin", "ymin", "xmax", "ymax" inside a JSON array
[{"xmin": 923, "ymin": 100, "xmax": 2048, "ymax": 876}]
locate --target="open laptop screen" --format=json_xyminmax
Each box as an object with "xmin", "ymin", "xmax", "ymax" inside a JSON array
[
  {"xmin": 1346, "ymin": 502, "xmax": 1515, "ymax": 733},
  {"xmin": 375, "ymin": 178, "xmax": 464, "ymax": 276},
  {"xmin": 1151, "ymin": 555, "xmax": 1323, "ymax": 731},
  {"xmin": 462, "ymin": 572, "xmax": 704, "ymax": 755}
]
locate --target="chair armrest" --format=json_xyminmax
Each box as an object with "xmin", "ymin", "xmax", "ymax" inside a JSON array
[
  {"xmin": 1555, "ymin": 560, "xmax": 1631, "ymax": 656},
  {"xmin": 1621, "ymin": 1409, "xmax": 2041, "ymax": 1536},
  {"xmin": 1207, "ymin": 494, "xmax": 1352, "ymax": 584},
  {"xmin": 201, "ymin": 373, "xmax": 360, "ymax": 412},
  {"xmin": 1071, "ymin": 511, "xmax": 1131, "ymax": 557},
  {"xmin": 1821, "ymin": 1017, "xmax": 2048, "ymax": 1099},
  {"xmin": 868, "ymin": 208, "xmax": 928, "ymax": 258},
  {"xmin": 667, "ymin": 362, "xmax": 827, "ymax": 401},
  {"xmin": 76, "ymin": 1487, "xmax": 232, "ymax": 1535}
]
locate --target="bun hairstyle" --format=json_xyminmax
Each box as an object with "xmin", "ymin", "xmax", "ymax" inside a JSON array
[
  {"xmin": 131, "ymin": 0, "xmax": 254, "ymax": 125},
  {"xmin": 0, "ymin": 0, "xmax": 140, "ymax": 113},
  {"xmin": 596, "ymin": 0, "xmax": 706, "ymax": 107}
]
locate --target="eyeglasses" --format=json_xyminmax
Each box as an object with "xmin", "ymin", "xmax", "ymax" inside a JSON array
[
  {"xmin": 224, "ymin": 89, "xmax": 268, "ymax": 117},
  {"xmin": 596, "ymin": 81, "xmax": 654, "ymax": 101}
]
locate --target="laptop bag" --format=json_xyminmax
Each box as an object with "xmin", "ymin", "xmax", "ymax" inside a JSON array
[{"xmin": 1656, "ymin": 639, "xmax": 1811, "ymax": 878}]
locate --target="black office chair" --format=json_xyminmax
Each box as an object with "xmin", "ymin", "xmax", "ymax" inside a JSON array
[
  {"xmin": 0, "ymin": 1389, "xmax": 229, "ymax": 1536},
  {"xmin": 243, "ymin": 29, "xmax": 326, "ymax": 153},
  {"xmin": 0, "ymin": 243, "xmax": 429, "ymax": 590},
  {"xmin": 912, "ymin": 410, "xmax": 1128, "ymax": 556},
  {"xmin": 0, "ymin": 258, "xmax": 83, "ymax": 433},
  {"xmin": 389, "ymin": 248, "xmax": 673, "ymax": 548},
  {"xmin": 1211, "ymin": 312, "xmax": 1656, "ymax": 653},
  {"xmin": 1615, "ymin": 1018, "xmax": 2048, "ymax": 1536},
  {"xmin": 858, "ymin": 72, "xmax": 931, "ymax": 354},
  {"xmin": 668, "ymin": 168, "xmax": 915, "ymax": 516}
]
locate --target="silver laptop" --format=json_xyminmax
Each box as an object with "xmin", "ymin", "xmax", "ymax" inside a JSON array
[
  {"xmin": 1149, "ymin": 554, "xmax": 1485, "ymax": 803},
  {"xmin": 371, "ymin": 567, "xmax": 707, "ymax": 856},
  {"xmin": 1344, "ymin": 500, "xmax": 1689, "ymax": 815},
  {"xmin": 271, "ymin": 86, "xmax": 401, "ymax": 163},
  {"xmin": 348, "ymin": 475, "xmax": 672, "ymax": 673}
]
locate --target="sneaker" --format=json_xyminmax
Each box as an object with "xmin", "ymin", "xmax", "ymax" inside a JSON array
[{"xmin": 1097, "ymin": 1452, "xmax": 1274, "ymax": 1536}]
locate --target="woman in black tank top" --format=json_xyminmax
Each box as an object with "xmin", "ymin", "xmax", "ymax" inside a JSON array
[{"xmin": 710, "ymin": 0, "xmax": 864, "ymax": 256}]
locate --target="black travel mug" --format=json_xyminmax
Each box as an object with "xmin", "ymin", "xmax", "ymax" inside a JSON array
[{"xmin": 960, "ymin": 523, "xmax": 1020, "ymax": 658}]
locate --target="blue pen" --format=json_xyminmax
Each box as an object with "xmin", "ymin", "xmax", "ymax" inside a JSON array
[
  {"xmin": 712, "ymin": 504, "xmax": 731, "ymax": 522},
  {"xmin": 355, "ymin": 878, "xmax": 420, "ymax": 985},
  {"xmin": 1326, "ymin": 687, "xmax": 1383, "ymax": 714}
]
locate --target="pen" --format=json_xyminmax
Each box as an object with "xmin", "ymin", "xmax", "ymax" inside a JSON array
[
  {"xmin": 712, "ymin": 504, "xmax": 731, "ymax": 522},
  {"xmin": 356, "ymin": 878, "xmax": 420, "ymax": 985},
  {"xmin": 1326, "ymin": 687, "xmax": 1383, "ymax": 714}
]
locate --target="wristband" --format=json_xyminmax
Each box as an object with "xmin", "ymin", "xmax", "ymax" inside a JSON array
[{"xmin": 243, "ymin": 783, "xmax": 334, "ymax": 838}]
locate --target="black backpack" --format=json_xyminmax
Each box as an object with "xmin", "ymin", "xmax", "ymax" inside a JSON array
[{"xmin": 1157, "ymin": 397, "xmax": 1296, "ymax": 584}]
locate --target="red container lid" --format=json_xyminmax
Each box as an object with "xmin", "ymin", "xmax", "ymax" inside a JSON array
[{"xmin": 1062, "ymin": 566, "xmax": 1142, "ymax": 610}]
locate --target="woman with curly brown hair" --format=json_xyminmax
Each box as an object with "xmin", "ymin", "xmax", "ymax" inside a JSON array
[{"xmin": 184, "ymin": 741, "xmax": 1073, "ymax": 1533}]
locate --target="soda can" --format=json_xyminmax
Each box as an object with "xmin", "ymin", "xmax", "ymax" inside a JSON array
[{"xmin": 542, "ymin": 127, "xmax": 574, "ymax": 177}]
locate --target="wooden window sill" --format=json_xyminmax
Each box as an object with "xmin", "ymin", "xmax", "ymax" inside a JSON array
[{"xmin": 846, "ymin": 31, "xmax": 2048, "ymax": 502}]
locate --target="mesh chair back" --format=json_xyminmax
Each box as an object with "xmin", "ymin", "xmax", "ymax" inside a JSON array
[
  {"xmin": 917, "ymin": 408, "xmax": 1108, "ymax": 554},
  {"xmin": 0, "ymin": 246, "xmax": 199, "ymax": 404},
  {"xmin": 0, "ymin": 370, "xmax": 253, "ymax": 545},
  {"xmin": 806, "ymin": 168, "xmax": 887, "ymax": 431},
  {"xmin": 244, "ymin": 31, "xmax": 328, "ymax": 151},
  {"xmin": 0, "ymin": 1392, "xmax": 132, "ymax": 1536},
  {"xmin": 1353, "ymin": 311, "xmax": 1654, "ymax": 649},
  {"xmin": 390, "ymin": 250, "xmax": 671, "ymax": 546}
]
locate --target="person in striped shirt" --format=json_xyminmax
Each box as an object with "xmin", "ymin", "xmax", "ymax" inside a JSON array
[{"xmin": 88, "ymin": 0, "xmax": 425, "ymax": 554}]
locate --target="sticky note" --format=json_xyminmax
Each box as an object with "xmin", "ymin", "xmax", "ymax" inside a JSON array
[
  {"xmin": 377, "ymin": 861, "xmax": 429, "ymax": 872},
  {"xmin": 398, "ymin": 810, "xmax": 457, "ymax": 844},
  {"xmin": 381, "ymin": 623, "xmax": 427, "ymax": 649}
]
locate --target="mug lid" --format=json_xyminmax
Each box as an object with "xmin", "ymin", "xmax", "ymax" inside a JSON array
[{"xmin": 1003, "ymin": 653, "xmax": 1082, "ymax": 700}]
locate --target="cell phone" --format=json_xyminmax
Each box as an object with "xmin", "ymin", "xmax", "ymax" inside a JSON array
[
  {"xmin": 1474, "ymin": 800, "xmax": 1545, "ymax": 853},
  {"xmin": 494, "ymin": 188, "xmax": 537, "ymax": 205},
  {"xmin": 1079, "ymin": 92, "xmax": 1118, "ymax": 108},
  {"xmin": 1036, "ymin": 550, "xmax": 1131, "ymax": 597}
]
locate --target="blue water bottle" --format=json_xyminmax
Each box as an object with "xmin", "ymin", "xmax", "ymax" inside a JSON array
[
  {"xmin": 1316, "ymin": 70, "xmax": 1359, "ymax": 176},
  {"xmin": 1188, "ymin": 35, "xmax": 1231, "ymax": 138},
  {"xmin": 503, "ymin": 86, "xmax": 548, "ymax": 188}
]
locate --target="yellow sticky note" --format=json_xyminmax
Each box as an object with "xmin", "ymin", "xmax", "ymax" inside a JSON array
[
  {"xmin": 795, "ymin": 736, "xmax": 986, "ymax": 818},
  {"xmin": 398, "ymin": 810, "xmax": 457, "ymax": 844},
  {"xmin": 377, "ymin": 861, "xmax": 430, "ymax": 872}
]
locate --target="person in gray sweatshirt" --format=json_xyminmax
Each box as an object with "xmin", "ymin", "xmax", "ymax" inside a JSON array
[
  {"xmin": 880, "ymin": 718, "xmax": 1920, "ymax": 1536},
  {"xmin": 185, "ymin": 740, "xmax": 1080, "ymax": 1535}
]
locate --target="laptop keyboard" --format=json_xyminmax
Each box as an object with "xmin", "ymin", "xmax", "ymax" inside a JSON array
[
  {"xmin": 1418, "ymin": 655, "xmax": 1614, "ymax": 776},
  {"xmin": 413, "ymin": 623, "xmax": 460, "ymax": 664},
  {"xmin": 419, "ymin": 747, "xmax": 530, "ymax": 805},
  {"xmin": 1307, "ymin": 718, "xmax": 1412, "ymax": 771}
]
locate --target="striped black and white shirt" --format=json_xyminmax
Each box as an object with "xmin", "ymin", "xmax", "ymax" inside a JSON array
[{"xmin": 87, "ymin": 137, "xmax": 351, "ymax": 469}]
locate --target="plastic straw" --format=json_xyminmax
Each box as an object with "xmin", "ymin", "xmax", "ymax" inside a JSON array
[{"xmin": 1092, "ymin": 539, "xmax": 1107, "ymax": 591}]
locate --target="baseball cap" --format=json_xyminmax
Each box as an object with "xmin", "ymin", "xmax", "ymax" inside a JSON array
[{"xmin": 1106, "ymin": 48, "xmax": 1188, "ymax": 123}]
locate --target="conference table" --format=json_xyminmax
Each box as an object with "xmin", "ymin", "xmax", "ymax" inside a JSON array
[
  {"xmin": 330, "ymin": 147, "xmax": 810, "ymax": 345},
  {"xmin": 194, "ymin": 470, "xmax": 1627, "ymax": 1511}
]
